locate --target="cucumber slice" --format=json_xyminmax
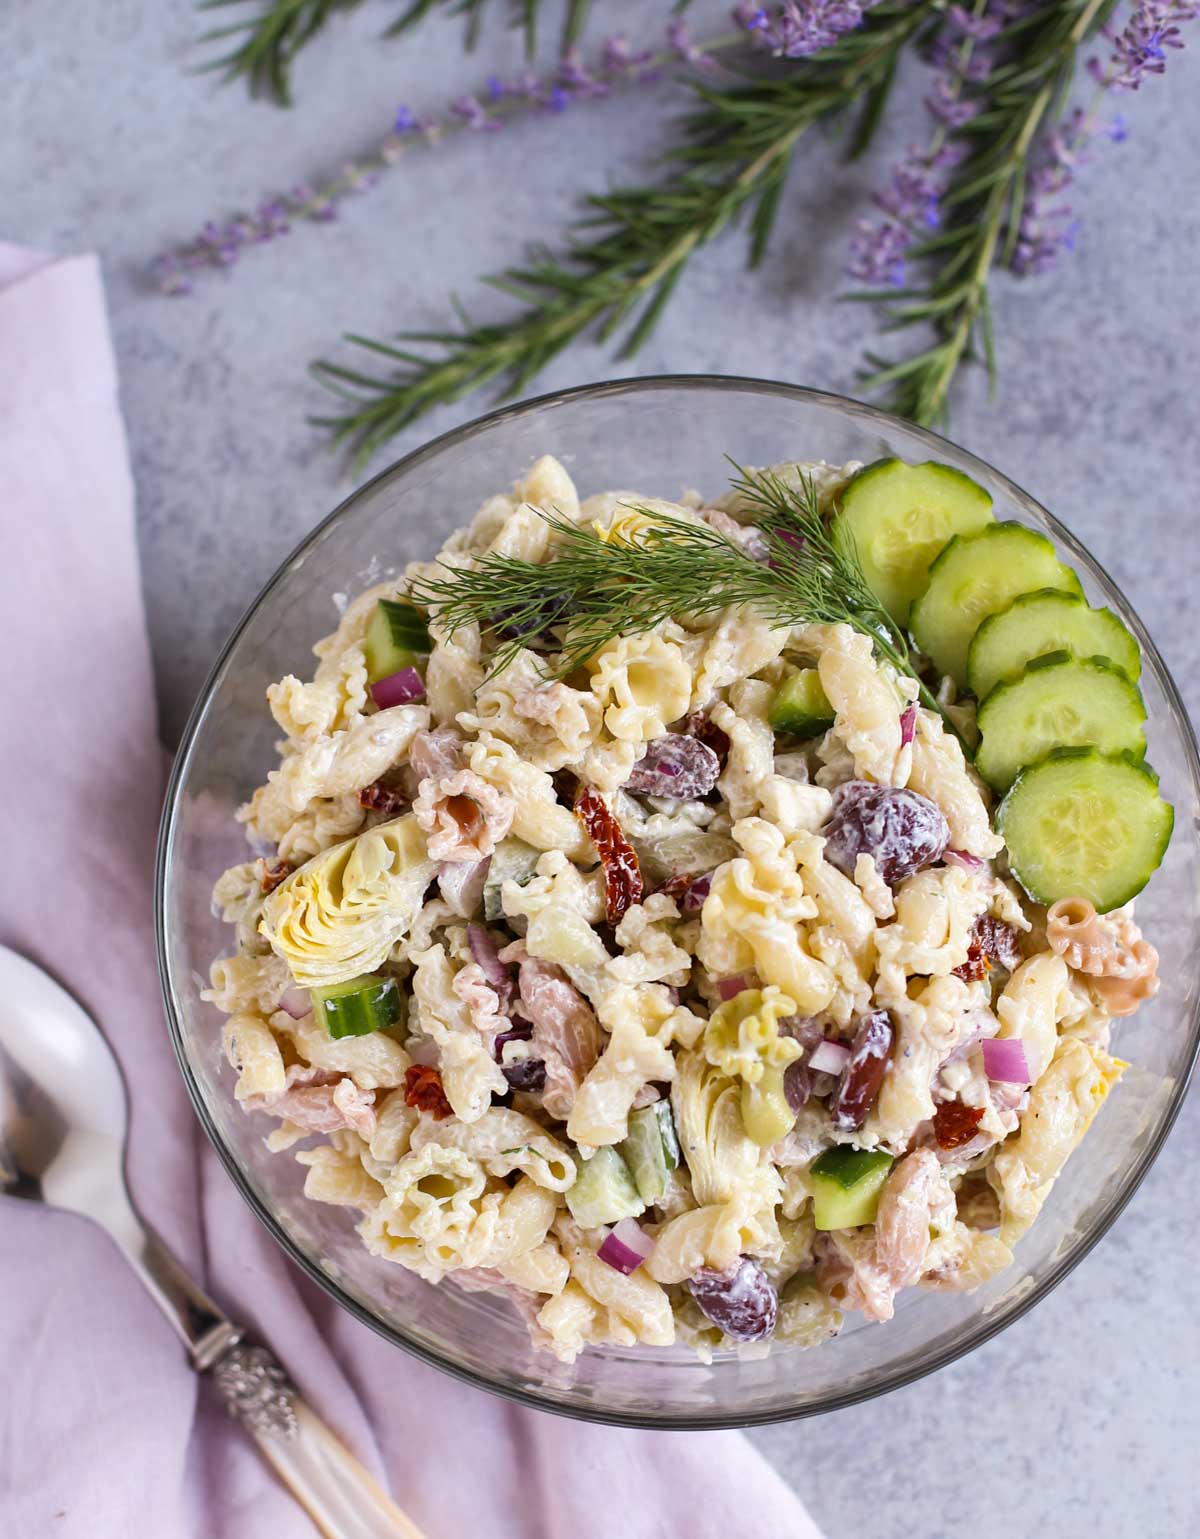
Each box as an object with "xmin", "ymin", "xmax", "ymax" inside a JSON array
[
  {"xmin": 967, "ymin": 590, "xmax": 1141, "ymax": 702},
  {"xmin": 483, "ymin": 835, "xmax": 542, "ymax": 921},
  {"xmin": 767, "ymin": 668, "xmax": 835, "ymax": 738},
  {"xmin": 834, "ymin": 458, "xmax": 994, "ymax": 624},
  {"xmin": 311, "ymin": 973, "xmax": 403, "ymax": 1039},
  {"xmin": 909, "ymin": 523, "xmax": 1083, "ymax": 688},
  {"xmin": 565, "ymin": 1146, "xmax": 645, "ymax": 1229},
  {"xmin": 809, "ymin": 1147, "xmax": 894, "ymax": 1231},
  {"xmin": 997, "ymin": 748, "xmax": 1173, "ymax": 912},
  {"xmin": 975, "ymin": 652, "xmax": 1147, "ymax": 791},
  {"xmin": 363, "ymin": 599, "xmax": 432, "ymax": 683},
  {"xmin": 620, "ymin": 1101, "xmax": 681, "ymax": 1204}
]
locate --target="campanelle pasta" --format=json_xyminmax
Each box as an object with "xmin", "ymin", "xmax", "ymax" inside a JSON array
[{"xmin": 203, "ymin": 452, "xmax": 1159, "ymax": 1362}]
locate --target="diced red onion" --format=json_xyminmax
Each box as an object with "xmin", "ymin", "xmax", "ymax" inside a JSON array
[
  {"xmin": 981, "ymin": 1036, "xmax": 1031, "ymax": 1085},
  {"xmin": 900, "ymin": 703, "xmax": 918, "ymax": 747},
  {"xmin": 808, "ymin": 1038, "xmax": 852, "ymax": 1076},
  {"xmin": 370, "ymin": 666, "xmax": 425, "ymax": 709},
  {"xmin": 278, "ymin": 986, "xmax": 311, "ymax": 1019},
  {"xmin": 597, "ymin": 1218, "xmax": 655, "ymax": 1275},
  {"xmin": 943, "ymin": 848, "xmax": 984, "ymax": 871},
  {"xmin": 439, "ymin": 858, "xmax": 490, "ymax": 917},
  {"xmin": 407, "ymin": 1035, "xmax": 440, "ymax": 1067},
  {"xmin": 468, "ymin": 922, "xmax": 512, "ymax": 990},
  {"xmin": 717, "ymin": 974, "xmax": 753, "ymax": 1002}
]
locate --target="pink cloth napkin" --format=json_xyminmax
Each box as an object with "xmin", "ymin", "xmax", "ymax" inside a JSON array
[{"xmin": 0, "ymin": 243, "xmax": 825, "ymax": 1539}]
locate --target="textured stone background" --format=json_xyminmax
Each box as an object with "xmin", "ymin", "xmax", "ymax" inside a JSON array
[{"xmin": 7, "ymin": 3, "xmax": 1198, "ymax": 1534}]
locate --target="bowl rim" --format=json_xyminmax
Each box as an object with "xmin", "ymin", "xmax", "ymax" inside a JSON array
[{"xmin": 155, "ymin": 373, "xmax": 1200, "ymax": 1429}]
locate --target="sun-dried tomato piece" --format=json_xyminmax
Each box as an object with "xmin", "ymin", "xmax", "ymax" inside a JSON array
[
  {"xmin": 682, "ymin": 710, "xmax": 731, "ymax": 764},
  {"xmin": 357, "ymin": 778, "xmax": 409, "ymax": 816},
  {"xmin": 933, "ymin": 1100, "xmax": 986, "ymax": 1150},
  {"xmin": 256, "ymin": 857, "xmax": 292, "ymax": 894},
  {"xmin": 574, "ymin": 784, "xmax": 644, "ymax": 925},
  {"xmin": 403, "ymin": 1065, "xmax": 452, "ymax": 1119},
  {"xmin": 953, "ymin": 915, "xmax": 1023, "ymax": 981},
  {"xmin": 830, "ymin": 1010, "xmax": 894, "ymax": 1131}
]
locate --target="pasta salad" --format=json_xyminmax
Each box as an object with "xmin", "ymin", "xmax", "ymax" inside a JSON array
[{"xmin": 205, "ymin": 452, "xmax": 1170, "ymax": 1361}]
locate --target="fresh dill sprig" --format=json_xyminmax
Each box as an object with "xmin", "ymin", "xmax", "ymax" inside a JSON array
[
  {"xmin": 856, "ymin": 0, "xmax": 1118, "ymax": 425},
  {"xmin": 312, "ymin": 0, "xmax": 937, "ymax": 467},
  {"xmin": 196, "ymin": 0, "xmax": 585, "ymax": 105},
  {"xmin": 409, "ymin": 462, "xmax": 966, "ymax": 746}
]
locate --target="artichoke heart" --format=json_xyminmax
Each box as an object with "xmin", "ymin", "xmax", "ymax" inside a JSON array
[{"xmin": 260, "ymin": 813, "xmax": 435, "ymax": 988}]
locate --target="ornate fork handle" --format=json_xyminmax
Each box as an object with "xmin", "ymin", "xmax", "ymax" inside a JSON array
[
  {"xmin": 205, "ymin": 1337, "xmax": 427, "ymax": 1539},
  {"xmin": 115, "ymin": 1218, "xmax": 427, "ymax": 1539}
]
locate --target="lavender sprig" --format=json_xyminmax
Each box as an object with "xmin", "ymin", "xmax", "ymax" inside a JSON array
[
  {"xmin": 312, "ymin": 0, "xmax": 936, "ymax": 467},
  {"xmin": 849, "ymin": 0, "xmax": 1195, "ymax": 426},
  {"xmin": 154, "ymin": 22, "xmax": 751, "ymax": 296},
  {"xmin": 1010, "ymin": 0, "xmax": 1195, "ymax": 274}
]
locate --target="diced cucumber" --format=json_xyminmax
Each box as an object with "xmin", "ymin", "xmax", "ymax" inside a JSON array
[
  {"xmin": 967, "ymin": 589, "xmax": 1141, "ymax": 702},
  {"xmin": 768, "ymin": 669, "xmax": 836, "ymax": 738},
  {"xmin": 997, "ymin": 748, "xmax": 1173, "ymax": 912},
  {"xmin": 834, "ymin": 458, "xmax": 994, "ymax": 625},
  {"xmin": 311, "ymin": 973, "xmax": 402, "ymax": 1039},
  {"xmin": 565, "ymin": 1146, "xmax": 645, "ymax": 1229},
  {"xmin": 620, "ymin": 1101, "xmax": 680, "ymax": 1204},
  {"xmin": 482, "ymin": 835, "xmax": 542, "ymax": 921},
  {"xmin": 809, "ymin": 1147, "xmax": 894, "ymax": 1231},
  {"xmin": 975, "ymin": 652, "xmax": 1146, "ymax": 791},
  {"xmin": 909, "ymin": 523, "xmax": 1083, "ymax": 688},
  {"xmin": 363, "ymin": 599, "xmax": 431, "ymax": 683}
]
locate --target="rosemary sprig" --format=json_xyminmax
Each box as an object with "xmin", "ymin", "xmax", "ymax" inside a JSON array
[
  {"xmin": 410, "ymin": 462, "xmax": 966, "ymax": 745},
  {"xmin": 858, "ymin": 0, "xmax": 1118, "ymax": 425},
  {"xmin": 197, "ymin": 0, "xmax": 586, "ymax": 104},
  {"xmin": 312, "ymin": 0, "xmax": 937, "ymax": 468}
]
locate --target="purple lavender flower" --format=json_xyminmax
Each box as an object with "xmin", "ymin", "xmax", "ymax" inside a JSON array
[
  {"xmin": 742, "ymin": 0, "xmax": 874, "ymax": 57},
  {"xmin": 449, "ymin": 94, "xmax": 501, "ymax": 132},
  {"xmin": 558, "ymin": 47, "xmax": 611, "ymax": 98},
  {"xmin": 1089, "ymin": 0, "xmax": 1196, "ymax": 89},
  {"xmin": 600, "ymin": 33, "xmax": 659, "ymax": 80},
  {"xmin": 667, "ymin": 17, "xmax": 718, "ymax": 69},
  {"xmin": 847, "ymin": 217, "xmax": 911, "ymax": 287},
  {"xmin": 924, "ymin": 74, "xmax": 983, "ymax": 126},
  {"xmin": 393, "ymin": 105, "xmax": 417, "ymax": 134}
]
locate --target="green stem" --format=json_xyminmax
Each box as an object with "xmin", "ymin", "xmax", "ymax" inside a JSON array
[{"xmin": 912, "ymin": 0, "xmax": 1111, "ymax": 425}]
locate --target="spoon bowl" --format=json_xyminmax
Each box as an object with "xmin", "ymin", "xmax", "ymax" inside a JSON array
[{"xmin": 0, "ymin": 945, "xmax": 131, "ymax": 1223}]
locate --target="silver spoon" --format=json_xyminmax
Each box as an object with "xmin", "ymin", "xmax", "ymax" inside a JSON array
[{"xmin": 0, "ymin": 943, "xmax": 427, "ymax": 1539}]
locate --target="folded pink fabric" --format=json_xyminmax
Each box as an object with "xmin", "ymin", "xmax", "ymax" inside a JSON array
[{"xmin": 0, "ymin": 244, "xmax": 825, "ymax": 1539}]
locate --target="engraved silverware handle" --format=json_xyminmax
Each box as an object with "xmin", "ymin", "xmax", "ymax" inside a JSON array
[
  {"xmin": 125, "ymin": 1225, "xmax": 428, "ymax": 1539},
  {"xmin": 212, "ymin": 1344, "xmax": 429, "ymax": 1539}
]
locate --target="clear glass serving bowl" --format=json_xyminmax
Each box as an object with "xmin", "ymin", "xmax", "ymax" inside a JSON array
[{"xmin": 157, "ymin": 377, "xmax": 1200, "ymax": 1428}]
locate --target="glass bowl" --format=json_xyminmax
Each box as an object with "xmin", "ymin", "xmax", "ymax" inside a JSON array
[{"xmin": 156, "ymin": 376, "xmax": 1200, "ymax": 1428}]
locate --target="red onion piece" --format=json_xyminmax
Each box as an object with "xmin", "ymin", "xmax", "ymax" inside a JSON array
[
  {"xmin": 468, "ymin": 923, "xmax": 512, "ymax": 989},
  {"xmin": 981, "ymin": 1036, "xmax": 1031, "ymax": 1085},
  {"xmin": 406, "ymin": 1035, "xmax": 440, "ymax": 1067},
  {"xmin": 717, "ymin": 974, "xmax": 753, "ymax": 1002},
  {"xmin": 438, "ymin": 858, "xmax": 490, "ymax": 918},
  {"xmin": 370, "ymin": 666, "xmax": 425, "ymax": 709},
  {"xmin": 943, "ymin": 848, "xmax": 984, "ymax": 871},
  {"xmin": 900, "ymin": 703, "xmax": 918, "ymax": 747},
  {"xmin": 808, "ymin": 1038, "xmax": 852, "ymax": 1076},
  {"xmin": 597, "ymin": 1218, "xmax": 655, "ymax": 1275},
  {"xmin": 278, "ymin": 986, "xmax": 311, "ymax": 1019}
]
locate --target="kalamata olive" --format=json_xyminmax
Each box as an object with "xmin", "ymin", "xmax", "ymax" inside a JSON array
[
  {"xmin": 625, "ymin": 734, "xmax": 721, "ymax": 799},
  {"xmin": 687, "ymin": 1257, "xmax": 778, "ymax": 1342},
  {"xmin": 822, "ymin": 781, "xmax": 949, "ymax": 887},
  {"xmin": 491, "ymin": 592, "xmax": 572, "ymax": 645},
  {"xmin": 503, "ymin": 1057, "xmax": 547, "ymax": 1093},
  {"xmin": 830, "ymin": 1010, "xmax": 894, "ymax": 1131}
]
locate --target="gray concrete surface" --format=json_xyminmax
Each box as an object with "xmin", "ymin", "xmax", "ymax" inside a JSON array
[{"xmin": 7, "ymin": 3, "xmax": 1199, "ymax": 1535}]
